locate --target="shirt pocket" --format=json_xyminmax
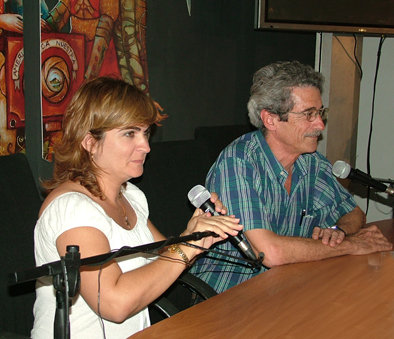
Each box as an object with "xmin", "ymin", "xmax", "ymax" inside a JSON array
[{"xmin": 299, "ymin": 214, "xmax": 315, "ymax": 237}]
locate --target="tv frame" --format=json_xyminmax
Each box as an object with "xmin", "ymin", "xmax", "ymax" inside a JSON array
[{"xmin": 255, "ymin": 0, "xmax": 394, "ymax": 36}]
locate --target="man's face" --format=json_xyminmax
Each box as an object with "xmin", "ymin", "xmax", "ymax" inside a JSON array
[{"xmin": 275, "ymin": 86, "xmax": 325, "ymax": 158}]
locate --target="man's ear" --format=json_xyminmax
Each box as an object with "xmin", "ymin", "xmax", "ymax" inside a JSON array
[
  {"xmin": 260, "ymin": 110, "xmax": 278, "ymax": 131},
  {"xmin": 81, "ymin": 133, "xmax": 96, "ymax": 154}
]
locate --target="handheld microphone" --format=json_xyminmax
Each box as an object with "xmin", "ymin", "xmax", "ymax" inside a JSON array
[
  {"xmin": 187, "ymin": 185, "xmax": 258, "ymax": 261},
  {"xmin": 332, "ymin": 160, "xmax": 394, "ymax": 196}
]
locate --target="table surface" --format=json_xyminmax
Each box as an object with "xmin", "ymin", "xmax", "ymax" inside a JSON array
[{"xmin": 131, "ymin": 219, "xmax": 394, "ymax": 339}]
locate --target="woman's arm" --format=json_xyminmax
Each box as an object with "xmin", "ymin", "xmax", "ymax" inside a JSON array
[{"xmin": 56, "ymin": 210, "xmax": 241, "ymax": 322}]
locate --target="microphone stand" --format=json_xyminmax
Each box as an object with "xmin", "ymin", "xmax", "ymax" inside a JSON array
[
  {"xmin": 8, "ymin": 231, "xmax": 219, "ymax": 339},
  {"xmin": 374, "ymin": 177, "xmax": 394, "ymax": 185},
  {"xmin": 374, "ymin": 177, "xmax": 394, "ymax": 196},
  {"xmin": 53, "ymin": 245, "xmax": 80, "ymax": 339}
]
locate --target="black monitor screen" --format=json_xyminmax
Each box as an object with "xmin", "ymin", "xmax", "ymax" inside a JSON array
[{"xmin": 255, "ymin": 0, "xmax": 394, "ymax": 35}]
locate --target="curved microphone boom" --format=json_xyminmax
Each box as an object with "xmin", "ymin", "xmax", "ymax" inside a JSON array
[
  {"xmin": 332, "ymin": 160, "xmax": 394, "ymax": 196},
  {"xmin": 188, "ymin": 185, "xmax": 258, "ymax": 261}
]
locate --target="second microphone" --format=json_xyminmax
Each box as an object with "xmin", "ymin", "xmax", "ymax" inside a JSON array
[{"xmin": 187, "ymin": 185, "xmax": 257, "ymax": 261}]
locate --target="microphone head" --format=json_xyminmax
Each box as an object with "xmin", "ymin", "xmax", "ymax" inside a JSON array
[
  {"xmin": 332, "ymin": 160, "xmax": 351, "ymax": 179},
  {"xmin": 188, "ymin": 185, "xmax": 211, "ymax": 208}
]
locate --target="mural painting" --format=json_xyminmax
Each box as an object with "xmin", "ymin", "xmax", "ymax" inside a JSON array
[
  {"xmin": 0, "ymin": 0, "xmax": 149, "ymax": 160},
  {"xmin": 0, "ymin": 0, "xmax": 24, "ymax": 155}
]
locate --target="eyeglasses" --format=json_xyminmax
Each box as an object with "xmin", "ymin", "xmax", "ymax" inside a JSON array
[{"xmin": 288, "ymin": 107, "xmax": 329, "ymax": 122}]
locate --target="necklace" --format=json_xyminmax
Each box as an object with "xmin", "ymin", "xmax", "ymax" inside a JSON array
[{"xmin": 119, "ymin": 196, "xmax": 131, "ymax": 229}]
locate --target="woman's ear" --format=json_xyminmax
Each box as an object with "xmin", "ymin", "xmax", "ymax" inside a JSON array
[
  {"xmin": 260, "ymin": 110, "xmax": 278, "ymax": 131},
  {"xmin": 81, "ymin": 133, "xmax": 96, "ymax": 154}
]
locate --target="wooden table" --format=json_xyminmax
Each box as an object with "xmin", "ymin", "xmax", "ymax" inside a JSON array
[{"xmin": 132, "ymin": 219, "xmax": 394, "ymax": 338}]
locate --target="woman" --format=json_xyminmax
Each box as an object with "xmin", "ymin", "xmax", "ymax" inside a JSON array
[{"xmin": 31, "ymin": 77, "xmax": 242, "ymax": 338}]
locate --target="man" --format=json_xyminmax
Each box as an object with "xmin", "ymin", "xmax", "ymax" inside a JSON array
[{"xmin": 190, "ymin": 60, "xmax": 392, "ymax": 293}]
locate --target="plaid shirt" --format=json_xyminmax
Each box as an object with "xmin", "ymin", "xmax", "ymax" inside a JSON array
[{"xmin": 190, "ymin": 130, "xmax": 357, "ymax": 293}]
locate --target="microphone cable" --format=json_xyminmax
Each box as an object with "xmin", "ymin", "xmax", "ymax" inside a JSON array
[
  {"xmin": 352, "ymin": 33, "xmax": 363, "ymax": 80},
  {"xmin": 366, "ymin": 35, "xmax": 386, "ymax": 215},
  {"xmin": 180, "ymin": 242, "xmax": 264, "ymax": 270}
]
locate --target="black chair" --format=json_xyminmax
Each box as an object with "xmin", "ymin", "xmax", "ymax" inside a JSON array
[
  {"xmin": 0, "ymin": 153, "xmax": 42, "ymax": 338},
  {"xmin": 149, "ymin": 272, "xmax": 217, "ymax": 324}
]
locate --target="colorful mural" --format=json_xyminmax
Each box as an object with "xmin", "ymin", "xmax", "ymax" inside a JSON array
[
  {"xmin": 0, "ymin": 0, "xmax": 149, "ymax": 159},
  {"xmin": 0, "ymin": 0, "xmax": 25, "ymax": 155},
  {"xmin": 41, "ymin": 0, "xmax": 149, "ymax": 160}
]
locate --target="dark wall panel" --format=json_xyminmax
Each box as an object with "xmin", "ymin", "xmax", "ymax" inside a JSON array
[{"xmin": 146, "ymin": 0, "xmax": 316, "ymax": 142}]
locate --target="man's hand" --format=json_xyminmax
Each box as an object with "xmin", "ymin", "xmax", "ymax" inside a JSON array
[
  {"xmin": 347, "ymin": 225, "xmax": 393, "ymax": 255},
  {"xmin": 312, "ymin": 226, "xmax": 345, "ymax": 247}
]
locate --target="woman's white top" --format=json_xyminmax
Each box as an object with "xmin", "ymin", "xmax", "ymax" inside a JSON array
[{"xmin": 31, "ymin": 182, "xmax": 155, "ymax": 339}]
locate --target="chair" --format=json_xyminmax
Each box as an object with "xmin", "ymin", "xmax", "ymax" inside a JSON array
[
  {"xmin": 149, "ymin": 272, "xmax": 217, "ymax": 324},
  {"xmin": 0, "ymin": 153, "xmax": 42, "ymax": 338}
]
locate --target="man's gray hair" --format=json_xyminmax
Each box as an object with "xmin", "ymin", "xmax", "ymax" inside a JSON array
[{"xmin": 247, "ymin": 60, "xmax": 324, "ymax": 129}]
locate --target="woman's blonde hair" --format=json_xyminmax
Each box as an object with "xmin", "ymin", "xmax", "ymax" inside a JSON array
[{"xmin": 43, "ymin": 77, "xmax": 166, "ymax": 198}]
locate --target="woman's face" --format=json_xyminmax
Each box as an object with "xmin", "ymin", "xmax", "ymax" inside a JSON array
[{"xmin": 92, "ymin": 125, "xmax": 151, "ymax": 183}]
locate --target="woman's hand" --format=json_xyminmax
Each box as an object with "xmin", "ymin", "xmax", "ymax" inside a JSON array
[{"xmin": 180, "ymin": 209, "xmax": 243, "ymax": 259}]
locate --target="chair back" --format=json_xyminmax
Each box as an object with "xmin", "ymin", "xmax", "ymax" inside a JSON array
[{"xmin": 0, "ymin": 153, "xmax": 42, "ymax": 337}]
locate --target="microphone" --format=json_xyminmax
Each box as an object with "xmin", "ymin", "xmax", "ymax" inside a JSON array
[
  {"xmin": 332, "ymin": 160, "xmax": 394, "ymax": 195},
  {"xmin": 187, "ymin": 185, "xmax": 258, "ymax": 261}
]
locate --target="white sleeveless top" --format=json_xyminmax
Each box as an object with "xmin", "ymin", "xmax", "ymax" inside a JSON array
[{"xmin": 31, "ymin": 182, "xmax": 155, "ymax": 339}]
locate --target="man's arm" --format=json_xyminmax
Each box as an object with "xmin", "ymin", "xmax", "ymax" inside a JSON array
[
  {"xmin": 246, "ymin": 222, "xmax": 392, "ymax": 268},
  {"xmin": 336, "ymin": 205, "xmax": 366, "ymax": 234},
  {"xmin": 311, "ymin": 206, "xmax": 366, "ymax": 247}
]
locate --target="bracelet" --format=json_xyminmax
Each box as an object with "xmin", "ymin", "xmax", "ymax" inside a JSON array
[
  {"xmin": 168, "ymin": 244, "xmax": 191, "ymax": 267},
  {"xmin": 330, "ymin": 225, "xmax": 347, "ymax": 235}
]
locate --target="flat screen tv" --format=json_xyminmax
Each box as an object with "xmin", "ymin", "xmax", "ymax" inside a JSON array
[{"xmin": 255, "ymin": 0, "xmax": 394, "ymax": 36}]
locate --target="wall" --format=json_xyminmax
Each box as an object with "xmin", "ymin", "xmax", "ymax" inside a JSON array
[
  {"xmin": 353, "ymin": 37, "xmax": 394, "ymax": 222},
  {"xmin": 146, "ymin": 0, "xmax": 316, "ymax": 142},
  {"xmin": 317, "ymin": 34, "xmax": 393, "ymax": 223}
]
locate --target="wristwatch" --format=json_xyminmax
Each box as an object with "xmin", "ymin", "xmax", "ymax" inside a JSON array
[{"xmin": 330, "ymin": 225, "xmax": 347, "ymax": 235}]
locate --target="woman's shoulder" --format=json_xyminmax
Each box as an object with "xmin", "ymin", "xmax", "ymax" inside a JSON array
[
  {"xmin": 39, "ymin": 181, "xmax": 94, "ymax": 217},
  {"xmin": 35, "ymin": 183, "xmax": 112, "ymax": 246}
]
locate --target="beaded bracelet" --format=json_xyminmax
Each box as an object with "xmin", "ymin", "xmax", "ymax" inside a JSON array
[{"xmin": 168, "ymin": 244, "xmax": 191, "ymax": 267}]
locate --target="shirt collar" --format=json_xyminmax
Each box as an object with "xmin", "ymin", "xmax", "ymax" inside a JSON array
[
  {"xmin": 256, "ymin": 130, "xmax": 309, "ymax": 181},
  {"xmin": 256, "ymin": 131, "xmax": 287, "ymax": 182}
]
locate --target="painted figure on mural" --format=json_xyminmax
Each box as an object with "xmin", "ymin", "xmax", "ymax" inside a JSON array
[
  {"xmin": 0, "ymin": 0, "xmax": 51, "ymax": 33},
  {"xmin": 0, "ymin": 0, "xmax": 24, "ymax": 155},
  {"xmin": 42, "ymin": 0, "xmax": 149, "ymax": 93},
  {"xmin": 0, "ymin": 0, "xmax": 23, "ymax": 30}
]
